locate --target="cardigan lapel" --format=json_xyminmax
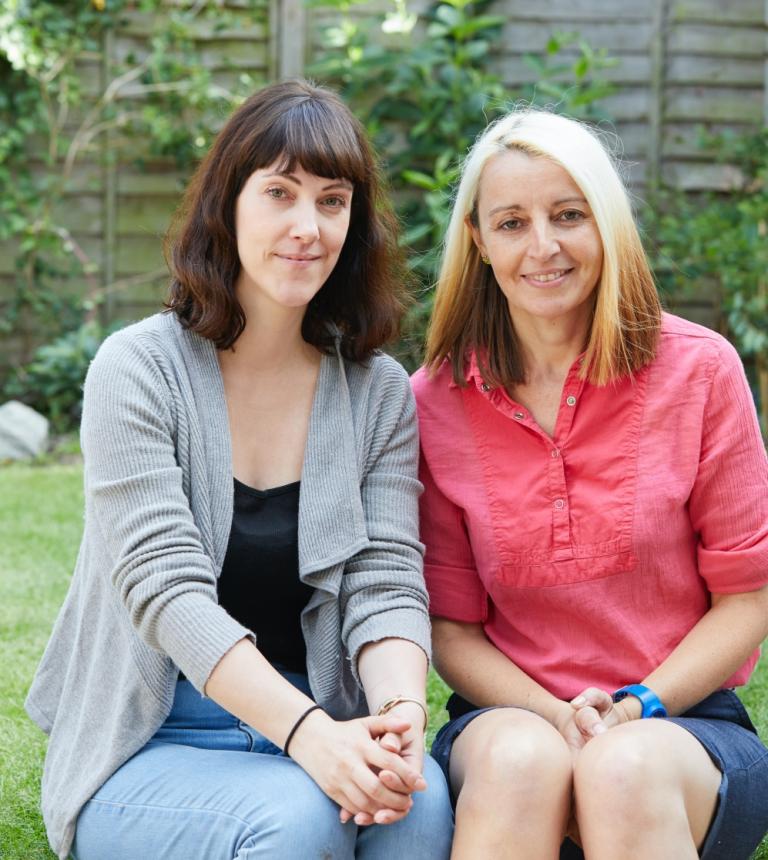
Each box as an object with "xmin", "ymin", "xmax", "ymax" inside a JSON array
[
  {"xmin": 174, "ymin": 318, "xmax": 234, "ymax": 572},
  {"xmin": 298, "ymin": 343, "xmax": 369, "ymax": 586}
]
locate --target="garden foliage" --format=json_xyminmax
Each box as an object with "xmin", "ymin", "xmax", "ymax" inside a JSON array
[
  {"xmin": 648, "ymin": 129, "xmax": 768, "ymax": 430},
  {"xmin": 308, "ymin": 0, "xmax": 617, "ymax": 367},
  {"xmin": 0, "ymin": 0, "xmax": 266, "ymax": 426},
  {"xmin": 5, "ymin": 1, "xmax": 764, "ymax": 434},
  {"xmin": 2, "ymin": 320, "xmax": 115, "ymax": 433}
]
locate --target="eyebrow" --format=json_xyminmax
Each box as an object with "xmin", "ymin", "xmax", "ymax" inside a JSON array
[
  {"xmin": 487, "ymin": 196, "xmax": 588, "ymax": 217},
  {"xmin": 263, "ymin": 172, "xmax": 353, "ymax": 191}
]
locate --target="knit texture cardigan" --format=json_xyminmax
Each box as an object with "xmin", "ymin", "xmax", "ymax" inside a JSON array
[{"xmin": 25, "ymin": 312, "xmax": 430, "ymax": 860}]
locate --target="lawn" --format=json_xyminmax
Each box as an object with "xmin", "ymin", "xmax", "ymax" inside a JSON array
[{"xmin": 1, "ymin": 460, "xmax": 766, "ymax": 859}]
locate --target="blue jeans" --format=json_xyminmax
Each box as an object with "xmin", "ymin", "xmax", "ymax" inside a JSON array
[{"xmin": 71, "ymin": 676, "xmax": 453, "ymax": 859}]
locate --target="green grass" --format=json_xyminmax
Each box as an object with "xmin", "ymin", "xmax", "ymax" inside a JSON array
[
  {"xmin": 1, "ymin": 460, "xmax": 766, "ymax": 859},
  {"xmin": 0, "ymin": 463, "xmax": 83, "ymax": 860},
  {"xmin": 742, "ymin": 671, "xmax": 768, "ymax": 860}
]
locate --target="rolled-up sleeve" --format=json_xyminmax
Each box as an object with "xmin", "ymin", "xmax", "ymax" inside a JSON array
[{"xmin": 690, "ymin": 339, "xmax": 768, "ymax": 593}]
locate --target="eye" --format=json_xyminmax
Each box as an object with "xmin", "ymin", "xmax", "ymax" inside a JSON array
[
  {"xmin": 266, "ymin": 186, "xmax": 288, "ymax": 200},
  {"xmin": 558, "ymin": 209, "xmax": 586, "ymax": 223},
  {"xmin": 499, "ymin": 218, "xmax": 523, "ymax": 231},
  {"xmin": 321, "ymin": 195, "xmax": 348, "ymax": 209}
]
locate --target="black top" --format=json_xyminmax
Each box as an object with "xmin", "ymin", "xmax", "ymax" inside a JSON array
[{"xmin": 217, "ymin": 478, "xmax": 313, "ymax": 674}]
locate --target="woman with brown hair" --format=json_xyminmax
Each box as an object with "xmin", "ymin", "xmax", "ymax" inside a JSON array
[
  {"xmin": 26, "ymin": 80, "xmax": 452, "ymax": 860},
  {"xmin": 413, "ymin": 108, "xmax": 768, "ymax": 859}
]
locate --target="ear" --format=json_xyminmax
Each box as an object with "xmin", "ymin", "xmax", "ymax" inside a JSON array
[{"xmin": 464, "ymin": 214, "xmax": 486, "ymax": 259}]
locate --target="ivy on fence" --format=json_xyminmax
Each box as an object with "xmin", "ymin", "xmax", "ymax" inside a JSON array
[
  {"xmin": 648, "ymin": 129, "xmax": 768, "ymax": 431},
  {"xmin": 0, "ymin": 0, "xmax": 266, "ymax": 429}
]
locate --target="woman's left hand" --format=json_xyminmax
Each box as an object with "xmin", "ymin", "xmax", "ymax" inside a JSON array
[
  {"xmin": 341, "ymin": 701, "xmax": 426, "ymax": 826},
  {"xmin": 569, "ymin": 687, "xmax": 635, "ymax": 742},
  {"xmin": 378, "ymin": 700, "xmax": 426, "ymax": 771}
]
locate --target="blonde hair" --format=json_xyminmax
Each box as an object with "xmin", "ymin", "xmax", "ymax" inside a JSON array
[{"xmin": 425, "ymin": 109, "xmax": 661, "ymax": 387}]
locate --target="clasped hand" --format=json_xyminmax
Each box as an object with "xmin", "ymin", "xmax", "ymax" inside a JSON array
[
  {"xmin": 287, "ymin": 710, "xmax": 426, "ymax": 827},
  {"xmin": 554, "ymin": 686, "xmax": 635, "ymax": 753}
]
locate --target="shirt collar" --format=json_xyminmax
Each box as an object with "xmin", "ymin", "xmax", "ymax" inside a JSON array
[{"xmin": 459, "ymin": 348, "xmax": 588, "ymax": 391}]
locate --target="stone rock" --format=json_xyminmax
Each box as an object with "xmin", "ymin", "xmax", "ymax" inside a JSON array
[{"xmin": 0, "ymin": 400, "xmax": 50, "ymax": 460}]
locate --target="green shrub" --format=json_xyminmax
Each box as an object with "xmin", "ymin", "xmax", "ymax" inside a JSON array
[
  {"xmin": 309, "ymin": 0, "xmax": 616, "ymax": 368},
  {"xmin": 0, "ymin": 0, "xmax": 266, "ymax": 361},
  {"xmin": 647, "ymin": 129, "xmax": 768, "ymax": 430},
  {"xmin": 3, "ymin": 320, "xmax": 112, "ymax": 434}
]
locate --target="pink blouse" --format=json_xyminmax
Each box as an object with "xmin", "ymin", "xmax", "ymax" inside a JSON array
[{"xmin": 412, "ymin": 313, "xmax": 768, "ymax": 701}]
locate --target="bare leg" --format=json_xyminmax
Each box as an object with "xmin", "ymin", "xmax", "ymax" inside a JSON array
[
  {"xmin": 574, "ymin": 719, "xmax": 720, "ymax": 860},
  {"xmin": 448, "ymin": 708, "xmax": 572, "ymax": 860}
]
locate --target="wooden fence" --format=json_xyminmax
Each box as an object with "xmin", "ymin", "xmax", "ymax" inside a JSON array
[
  {"xmin": 1, "ymin": 0, "xmax": 767, "ymax": 367},
  {"xmin": 306, "ymin": 0, "xmax": 768, "ymax": 191}
]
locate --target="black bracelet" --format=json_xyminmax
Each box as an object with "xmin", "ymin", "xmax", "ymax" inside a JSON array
[{"xmin": 284, "ymin": 704, "xmax": 323, "ymax": 757}]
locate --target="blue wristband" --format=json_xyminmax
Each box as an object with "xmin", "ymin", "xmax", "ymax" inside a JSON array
[{"xmin": 612, "ymin": 684, "xmax": 667, "ymax": 718}]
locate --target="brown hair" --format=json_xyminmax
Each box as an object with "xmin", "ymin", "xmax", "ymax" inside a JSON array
[
  {"xmin": 165, "ymin": 79, "xmax": 408, "ymax": 360},
  {"xmin": 426, "ymin": 109, "xmax": 661, "ymax": 388}
]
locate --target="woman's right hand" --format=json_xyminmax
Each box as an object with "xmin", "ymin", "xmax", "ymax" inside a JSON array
[
  {"xmin": 287, "ymin": 710, "xmax": 427, "ymax": 824},
  {"xmin": 549, "ymin": 700, "xmax": 596, "ymax": 756}
]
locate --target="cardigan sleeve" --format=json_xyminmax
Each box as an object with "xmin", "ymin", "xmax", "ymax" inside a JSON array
[
  {"xmin": 81, "ymin": 331, "xmax": 254, "ymax": 692},
  {"xmin": 689, "ymin": 337, "xmax": 768, "ymax": 594},
  {"xmin": 340, "ymin": 359, "xmax": 431, "ymax": 678}
]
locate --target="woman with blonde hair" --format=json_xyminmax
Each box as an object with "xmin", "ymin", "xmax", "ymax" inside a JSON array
[{"xmin": 412, "ymin": 108, "xmax": 768, "ymax": 859}]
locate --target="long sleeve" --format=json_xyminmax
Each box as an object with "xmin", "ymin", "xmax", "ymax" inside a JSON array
[
  {"xmin": 81, "ymin": 331, "xmax": 254, "ymax": 691},
  {"xmin": 340, "ymin": 359, "xmax": 431, "ymax": 678}
]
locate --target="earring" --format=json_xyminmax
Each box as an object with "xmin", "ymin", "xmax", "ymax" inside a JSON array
[{"xmin": 481, "ymin": 254, "xmax": 490, "ymax": 265}]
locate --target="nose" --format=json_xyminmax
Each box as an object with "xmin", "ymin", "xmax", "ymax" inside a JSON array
[
  {"xmin": 290, "ymin": 202, "xmax": 320, "ymax": 243},
  {"xmin": 527, "ymin": 217, "xmax": 560, "ymax": 260}
]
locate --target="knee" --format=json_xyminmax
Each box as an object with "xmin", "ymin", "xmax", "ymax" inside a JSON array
[
  {"xmin": 574, "ymin": 725, "xmax": 670, "ymax": 814},
  {"xmin": 458, "ymin": 713, "xmax": 571, "ymax": 804},
  {"xmin": 477, "ymin": 720, "xmax": 569, "ymax": 786},
  {"xmin": 237, "ymin": 785, "xmax": 353, "ymax": 859}
]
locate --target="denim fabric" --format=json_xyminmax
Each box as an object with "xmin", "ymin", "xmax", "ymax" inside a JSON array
[
  {"xmin": 71, "ymin": 676, "xmax": 453, "ymax": 860},
  {"xmin": 431, "ymin": 689, "xmax": 768, "ymax": 860}
]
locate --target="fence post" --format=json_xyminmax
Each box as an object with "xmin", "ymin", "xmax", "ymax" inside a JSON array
[
  {"xmin": 647, "ymin": 0, "xmax": 669, "ymax": 191},
  {"xmin": 270, "ymin": 0, "xmax": 307, "ymax": 79},
  {"xmin": 764, "ymin": 0, "xmax": 768, "ymax": 127},
  {"xmin": 101, "ymin": 26, "xmax": 117, "ymax": 325}
]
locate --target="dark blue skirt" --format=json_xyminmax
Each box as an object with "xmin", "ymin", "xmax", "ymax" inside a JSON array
[{"xmin": 431, "ymin": 689, "xmax": 768, "ymax": 860}]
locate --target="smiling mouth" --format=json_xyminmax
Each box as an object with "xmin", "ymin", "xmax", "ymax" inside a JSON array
[
  {"xmin": 523, "ymin": 268, "xmax": 572, "ymax": 284},
  {"xmin": 277, "ymin": 254, "xmax": 321, "ymax": 262}
]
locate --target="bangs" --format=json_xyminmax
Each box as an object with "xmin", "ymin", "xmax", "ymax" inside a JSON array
[{"xmin": 246, "ymin": 97, "xmax": 368, "ymax": 185}]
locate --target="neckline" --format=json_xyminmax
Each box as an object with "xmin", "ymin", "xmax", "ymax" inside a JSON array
[{"xmin": 233, "ymin": 477, "xmax": 301, "ymax": 498}]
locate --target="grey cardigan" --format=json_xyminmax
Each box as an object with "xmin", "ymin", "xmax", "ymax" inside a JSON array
[{"xmin": 25, "ymin": 312, "xmax": 430, "ymax": 860}]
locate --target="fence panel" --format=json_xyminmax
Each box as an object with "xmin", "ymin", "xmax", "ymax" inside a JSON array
[{"xmin": 3, "ymin": 0, "xmax": 766, "ymax": 372}]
